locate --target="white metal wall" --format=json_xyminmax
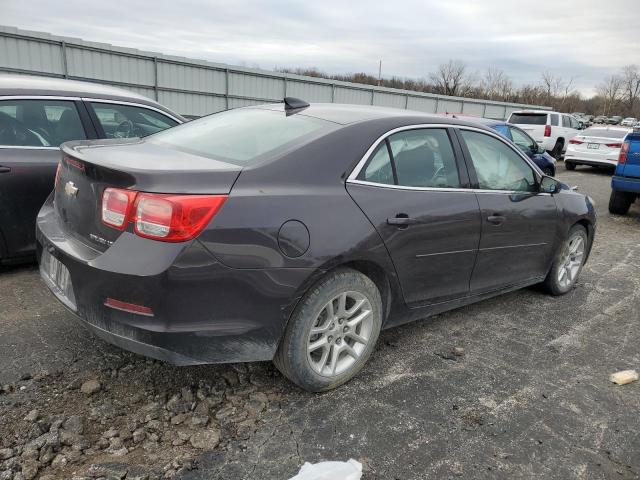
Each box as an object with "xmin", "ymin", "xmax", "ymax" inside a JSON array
[{"xmin": 0, "ymin": 26, "xmax": 550, "ymax": 118}]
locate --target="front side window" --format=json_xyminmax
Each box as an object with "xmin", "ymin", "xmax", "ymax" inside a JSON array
[
  {"xmin": 0, "ymin": 99, "xmax": 86, "ymax": 147},
  {"xmin": 460, "ymin": 130, "xmax": 537, "ymax": 192},
  {"xmin": 509, "ymin": 127, "xmax": 536, "ymax": 153},
  {"xmin": 90, "ymin": 102, "xmax": 178, "ymax": 139}
]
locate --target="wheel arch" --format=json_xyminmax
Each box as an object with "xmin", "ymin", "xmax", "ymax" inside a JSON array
[{"xmin": 572, "ymin": 218, "xmax": 595, "ymax": 262}]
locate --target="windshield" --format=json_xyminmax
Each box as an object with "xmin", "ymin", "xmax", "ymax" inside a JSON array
[
  {"xmin": 150, "ymin": 108, "xmax": 335, "ymax": 165},
  {"xmin": 508, "ymin": 113, "xmax": 547, "ymax": 125},
  {"xmin": 582, "ymin": 128, "xmax": 630, "ymax": 139}
]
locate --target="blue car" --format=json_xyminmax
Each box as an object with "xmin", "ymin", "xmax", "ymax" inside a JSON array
[
  {"xmin": 448, "ymin": 115, "xmax": 557, "ymax": 176},
  {"xmin": 609, "ymin": 129, "xmax": 640, "ymax": 214}
]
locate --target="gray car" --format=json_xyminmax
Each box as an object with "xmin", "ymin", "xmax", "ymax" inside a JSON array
[
  {"xmin": 37, "ymin": 100, "xmax": 596, "ymax": 391},
  {"xmin": 0, "ymin": 74, "xmax": 184, "ymax": 263}
]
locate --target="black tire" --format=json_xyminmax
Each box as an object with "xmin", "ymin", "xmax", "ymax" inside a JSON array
[
  {"xmin": 542, "ymin": 167, "xmax": 555, "ymax": 176},
  {"xmin": 565, "ymin": 161, "xmax": 576, "ymax": 171},
  {"xmin": 543, "ymin": 225, "xmax": 588, "ymax": 296},
  {"xmin": 608, "ymin": 189, "xmax": 634, "ymax": 215},
  {"xmin": 551, "ymin": 140, "xmax": 564, "ymax": 160},
  {"xmin": 274, "ymin": 268, "xmax": 382, "ymax": 392}
]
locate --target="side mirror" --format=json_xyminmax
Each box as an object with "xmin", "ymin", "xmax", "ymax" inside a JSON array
[
  {"xmin": 537, "ymin": 145, "xmax": 546, "ymax": 154},
  {"xmin": 540, "ymin": 175, "xmax": 560, "ymax": 194}
]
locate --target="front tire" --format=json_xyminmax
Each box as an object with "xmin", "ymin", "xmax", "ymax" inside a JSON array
[
  {"xmin": 543, "ymin": 225, "xmax": 588, "ymax": 295},
  {"xmin": 274, "ymin": 268, "xmax": 382, "ymax": 392},
  {"xmin": 608, "ymin": 189, "xmax": 634, "ymax": 215}
]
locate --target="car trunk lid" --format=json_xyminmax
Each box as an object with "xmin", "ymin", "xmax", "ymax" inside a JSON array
[{"xmin": 54, "ymin": 139, "xmax": 242, "ymax": 252}]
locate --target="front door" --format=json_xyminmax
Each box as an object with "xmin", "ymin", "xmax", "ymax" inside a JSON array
[
  {"xmin": 456, "ymin": 128, "xmax": 559, "ymax": 293},
  {"xmin": 347, "ymin": 127, "xmax": 481, "ymax": 306}
]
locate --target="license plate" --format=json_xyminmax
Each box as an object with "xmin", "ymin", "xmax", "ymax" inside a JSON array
[
  {"xmin": 40, "ymin": 250, "xmax": 77, "ymax": 310},
  {"xmin": 587, "ymin": 143, "xmax": 600, "ymax": 149}
]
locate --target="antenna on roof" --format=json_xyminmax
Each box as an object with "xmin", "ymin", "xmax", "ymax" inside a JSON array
[{"xmin": 283, "ymin": 97, "xmax": 310, "ymax": 111}]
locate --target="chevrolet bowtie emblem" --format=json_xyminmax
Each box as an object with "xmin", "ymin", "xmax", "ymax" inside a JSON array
[{"xmin": 64, "ymin": 181, "xmax": 79, "ymax": 197}]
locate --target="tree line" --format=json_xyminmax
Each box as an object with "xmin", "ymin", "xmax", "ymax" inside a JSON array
[{"xmin": 279, "ymin": 61, "xmax": 640, "ymax": 117}]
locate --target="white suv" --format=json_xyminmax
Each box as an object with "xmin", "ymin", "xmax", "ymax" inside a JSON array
[{"xmin": 507, "ymin": 110, "xmax": 581, "ymax": 159}]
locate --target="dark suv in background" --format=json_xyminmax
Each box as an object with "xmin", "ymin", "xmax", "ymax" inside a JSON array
[{"xmin": 0, "ymin": 75, "xmax": 184, "ymax": 263}]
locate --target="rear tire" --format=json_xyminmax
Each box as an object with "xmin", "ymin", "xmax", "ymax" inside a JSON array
[
  {"xmin": 543, "ymin": 225, "xmax": 588, "ymax": 296},
  {"xmin": 551, "ymin": 140, "xmax": 564, "ymax": 160},
  {"xmin": 565, "ymin": 161, "xmax": 576, "ymax": 171},
  {"xmin": 608, "ymin": 189, "xmax": 634, "ymax": 215},
  {"xmin": 542, "ymin": 167, "xmax": 555, "ymax": 176},
  {"xmin": 274, "ymin": 268, "xmax": 382, "ymax": 392}
]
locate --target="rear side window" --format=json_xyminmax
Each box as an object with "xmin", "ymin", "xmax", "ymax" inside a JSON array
[
  {"xmin": 358, "ymin": 128, "xmax": 461, "ymax": 188},
  {"xmin": 0, "ymin": 99, "xmax": 86, "ymax": 147},
  {"xmin": 550, "ymin": 114, "xmax": 559, "ymax": 126},
  {"xmin": 562, "ymin": 116, "xmax": 571, "ymax": 128},
  {"xmin": 150, "ymin": 108, "xmax": 333, "ymax": 166},
  {"xmin": 509, "ymin": 113, "xmax": 547, "ymax": 125},
  {"xmin": 90, "ymin": 102, "xmax": 178, "ymax": 139}
]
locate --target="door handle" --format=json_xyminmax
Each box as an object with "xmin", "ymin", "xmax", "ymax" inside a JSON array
[
  {"xmin": 387, "ymin": 214, "xmax": 418, "ymax": 227},
  {"xmin": 0, "ymin": 166, "xmax": 10, "ymax": 173},
  {"xmin": 487, "ymin": 215, "xmax": 506, "ymax": 225}
]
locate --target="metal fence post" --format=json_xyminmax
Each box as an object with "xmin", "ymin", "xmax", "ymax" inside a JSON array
[
  {"xmin": 225, "ymin": 68, "xmax": 229, "ymax": 110},
  {"xmin": 434, "ymin": 98, "xmax": 439, "ymax": 114},
  {"xmin": 153, "ymin": 57, "xmax": 158, "ymax": 101},
  {"xmin": 60, "ymin": 41, "xmax": 68, "ymax": 78},
  {"xmin": 371, "ymin": 89, "xmax": 375, "ymax": 105},
  {"xmin": 283, "ymin": 73, "xmax": 287, "ymax": 98},
  {"xmin": 331, "ymin": 84, "xmax": 336, "ymax": 103},
  {"xmin": 483, "ymin": 104, "xmax": 487, "ymax": 117},
  {"xmin": 405, "ymin": 94, "xmax": 409, "ymax": 109}
]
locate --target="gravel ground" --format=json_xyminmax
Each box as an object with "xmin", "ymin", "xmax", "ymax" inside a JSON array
[{"xmin": 1, "ymin": 163, "xmax": 639, "ymax": 480}]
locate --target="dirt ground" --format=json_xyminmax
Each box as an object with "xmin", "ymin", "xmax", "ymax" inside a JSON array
[{"xmin": 1, "ymin": 162, "xmax": 639, "ymax": 480}]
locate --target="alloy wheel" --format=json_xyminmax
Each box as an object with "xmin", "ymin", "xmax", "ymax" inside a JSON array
[
  {"xmin": 306, "ymin": 291, "xmax": 373, "ymax": 376},
  {"xmin": 557, "ymin": 235, "xmax": 585, "ymax": 289}
]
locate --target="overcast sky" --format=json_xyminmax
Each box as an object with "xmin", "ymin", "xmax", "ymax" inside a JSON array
[{"xmin": 3, "ymin": 0, "xmax": 639, "ymax": 97}]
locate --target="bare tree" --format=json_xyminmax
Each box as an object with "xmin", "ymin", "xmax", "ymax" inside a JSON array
[
  {"xmin": 621, "ymin": 64, "xmax": 640, "ymax": 115},
  {"xmin": 540, "ymin": 71, "xmax": 565, "ymax": 101},
  {"xmin": 480, "ymin": 67, "xmax": 513, "ymax": 101},
  {"xmin": 596, "ymin": 75, "xmax": 623, "ymax": 116},
  {"xmin": 429, "ymin": 60, "xmax": 470, "ymax": 97}
]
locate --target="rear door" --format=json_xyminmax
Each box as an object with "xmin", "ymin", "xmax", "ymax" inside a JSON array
[
  {"xmin": 347, "ymin": 126, "xmax": 481, "ymax": 306},
  {"xmin": 455, "ymin": 128, "xmax": 558, "ymax": 293},
  {"xmin": 0, "ymin": 97, "xmax": 95, "ymax": 257}
]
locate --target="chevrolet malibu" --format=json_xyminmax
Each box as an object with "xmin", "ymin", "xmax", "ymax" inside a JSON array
[{"xmin": 37, "ymin": 100, "xmax": 596, "ymax": 392}]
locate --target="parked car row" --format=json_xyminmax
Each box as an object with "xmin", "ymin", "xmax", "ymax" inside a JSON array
[
  {"xmin": 1, "ymin": 75, "xmax": 599, "ymax": 391},
  {"xmin": 592, "ymin": 115, "xmax": 640, "ymax": 127},
  {"xmin": 0, "ymin": 75, "xmax": 184, "ymax": 263}
]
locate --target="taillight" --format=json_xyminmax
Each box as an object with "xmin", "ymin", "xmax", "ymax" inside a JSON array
[
  {"xmin": 101, "ymin": 188, "xmax": 137, "ymax": 230},
  {"xmin": 569, "ymin": 138, "xmax": 583, "ymax": 145},
  {"xmin": 605, "ymin": 142, "xmax": 622, "ymax": 148},
  {"xmin": 104, "ymin": 298, "xmax": 154, "ymax": 317},
  {"xmin": 133, "ymin": 193, "xmax": 227, "ymax": 242},
  {"xmin": 544, "ymin": 125, "xmax": 551, "ymax": 137},
  {"xmin": 618, "ymin": 141, "xmax": 630, "ymax": 164}
]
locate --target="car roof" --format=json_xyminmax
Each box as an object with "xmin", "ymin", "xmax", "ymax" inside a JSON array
[
  {"xmin": 0, "ymin": 74, "xmax": 182, "ymax": 118},
  {"xmin": 255, "ymin": 102, "xmax": 497, "ymax": 130}
]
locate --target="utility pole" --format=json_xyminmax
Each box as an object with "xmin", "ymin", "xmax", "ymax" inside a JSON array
[{"xmin": 378, "ymin": 60, "xmax": 382, "ymax": 86}]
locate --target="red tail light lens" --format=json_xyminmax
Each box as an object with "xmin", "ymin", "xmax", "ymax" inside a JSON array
[
  {"xmin": 605, "ymin": 142, "xmax": 622, "ymax": 148},
  {"xmin": 101, "ymin": 188, "xmax": 137, "ymax": 230},
  {"xmin": 618, "ymin": 141, "xmax": 630, "ymax": 164},
  {"xmin": 544, "ymin": 125, "xmax": 551, "ymax": 137},
  {"xmin": 569, "ymin": 138, "xmax": 583, "ymax": 145},
  {"xmin": 104, "ymin": 297, "xmax": 154, "ymax": 317},
  {"xmin": 133, "ymin": 193, "xmax": 227, "ymax": 242}
]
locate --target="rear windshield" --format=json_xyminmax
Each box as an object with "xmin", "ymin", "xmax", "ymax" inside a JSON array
[
  {"xmin": 150, "ymin": 108, "xmax": 334, "ymax": 165},
  {"xmin": 583, "ymin": 128, "xmax": 629, "ymax": 139},
  {"xmin": 508, "ymin": 113, "xmax": 548, "ymax": 125}
]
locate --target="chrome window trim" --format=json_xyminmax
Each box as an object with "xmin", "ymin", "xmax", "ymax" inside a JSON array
[
  {"xmin": 0, "ymin": 145, "xmax": 59, "ymax": 150},
  {"xmin": 83, "ymin": 98, "xmax": 183, "ymax": 123},
  {"xmin": 346, "ymin": 123, "xmax": 546, "ymax": 195},
  {"xmin": 0, "ymin": 95, "xmax": 82, "ymax": 101}
]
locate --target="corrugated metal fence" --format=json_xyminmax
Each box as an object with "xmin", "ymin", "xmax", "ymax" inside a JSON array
[{"xmin": 0, "ymin": 26, "xmax": 550, "ymax": 118}]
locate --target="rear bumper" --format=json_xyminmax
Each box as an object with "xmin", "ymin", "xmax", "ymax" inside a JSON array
[
  {"xmin": 36, "ymin": 199, "xmax": 315, "ymax": 365},
  {"xmin": 564, "ymin": 149, "xmax": 618, "ymax": 167},
  {"xmin": 612, "ymin": 175, "xmax": 640, "ymax": 194}
]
